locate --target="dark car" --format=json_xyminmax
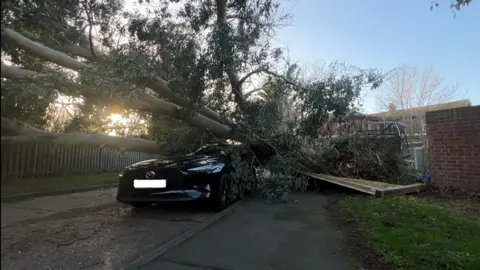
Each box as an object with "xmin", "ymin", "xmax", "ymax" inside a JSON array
[{"xmin": 116, "ymin": 144, "xmax": 251, "ymax": 211}]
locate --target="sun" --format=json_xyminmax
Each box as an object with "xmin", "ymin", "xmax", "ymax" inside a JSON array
[
  {"xmin": 108, "ymin": 113, "xmax": 128, "ymax": 125},
  {"xmin": 106, "ymin": 113, "xmax": 148, "ymax": 136}
]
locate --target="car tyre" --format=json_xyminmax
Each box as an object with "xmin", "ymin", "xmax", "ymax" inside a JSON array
[
  {"xmin": 211, "ymin": 173, "xmax": 231, "ymax": 212},
  {"xmin": 130, "ymin": 202, "xmax": 151, "ymax": 208}
]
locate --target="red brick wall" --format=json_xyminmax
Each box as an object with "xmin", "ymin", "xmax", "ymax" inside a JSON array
[{"xmin": 426, "ymin": 106, "xmax": 480, "ymax": 190}]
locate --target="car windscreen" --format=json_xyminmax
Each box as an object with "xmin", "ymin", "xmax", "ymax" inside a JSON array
[{"xmin": 193, "ymin": 144, "xmax": 231, "ymax": 155}]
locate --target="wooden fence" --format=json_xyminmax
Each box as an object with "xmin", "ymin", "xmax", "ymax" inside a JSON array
[{"xmin": 1, "ymin": 142, "xmax": 160, "ymax": 180}]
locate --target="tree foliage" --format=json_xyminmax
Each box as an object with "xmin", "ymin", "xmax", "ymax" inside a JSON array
[
  {"xmin": 430, "ymin": 0, "xmax": 474, "ymax": 12},
  {"xmin": 1, "ymin": 83, "xmax": 57, "ymax": 130}
]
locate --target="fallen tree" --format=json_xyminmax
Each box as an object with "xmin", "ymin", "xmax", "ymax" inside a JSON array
[
  {"xmin": 1, "ymin": 0, "xmax": 391, "ymax": 199},
  {"xmin": 1, "ymin": 117, "xmax": 167, "ymax": 155}
]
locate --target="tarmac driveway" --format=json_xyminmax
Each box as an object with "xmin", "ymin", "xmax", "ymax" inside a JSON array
[
  {"xmin": 1, "ymin": 188, "xmax": 214, "ymax": 270},
  {"xmin": 137, "ymin": 193, "xmax": 362, "ymax": 270}
]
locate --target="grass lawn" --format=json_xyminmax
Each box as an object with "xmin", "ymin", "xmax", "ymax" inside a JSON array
[
  {"xmin": 1, "ymin": 173, "xmax": 118, "ymax": 196},
  {"xmin": 340, "ymin": 196, "xmax": 480, "ymax": 270}
]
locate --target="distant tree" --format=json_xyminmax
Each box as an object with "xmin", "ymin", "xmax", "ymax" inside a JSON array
[
  {"xmin": 375, "ymin": 65, "xmax": 463, "ymax": 133},
  {"xmin": 376, "ymin": 65, "xmax": 461, "ymax": 112}
]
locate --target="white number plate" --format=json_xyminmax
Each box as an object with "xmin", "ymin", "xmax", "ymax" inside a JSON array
[{"xmin": 133, "ymin": 179, "xmax": 167, "ymax": 189}]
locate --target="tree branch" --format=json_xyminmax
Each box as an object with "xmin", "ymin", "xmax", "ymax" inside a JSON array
[
  {"xmin": 237, "ymin": 66, "xmax": 267, "ymax": 86},
  {"xmin": 228, "ymin": 73, "xmax": 247, "ymax": 105},
  {"xmin": 56, "ymin": 42, "xmax": 101, "ymax": 60},
  {"xmin": 1, "ymin": 62, "xmax": 40, "ymax": 78},
  {"xmin": 244, "ymin": 87, "xmax": 265, "ymax": 98},
  {"xmin": 81, "ymin": 0, "xmax": 98, "ymax": 60},
  {"xmin": 215, "ymin": 0, "xmax": 248, "ymax": 108},
  {"xmin": 2, "ymin": 27, "xmax": 234, "ymax": 127},
  {"xmin": 1, "ymin": 117, "xmax": 167, "ymax": 155},
  {"xmin": 1, "ymin": 64, "xmax": 234, "ymax": 138},
  {"xmin": 1, "ymin": 28, "xmax": 85, "ymax": 70},
  {"xmin": 263, "ymin": 70, "xmax": 311, "ymax": 92}
]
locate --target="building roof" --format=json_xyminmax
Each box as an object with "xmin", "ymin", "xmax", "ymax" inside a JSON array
[{"xmin": 369, "ymin": 99, "xmax": 471, "ymax": 119}]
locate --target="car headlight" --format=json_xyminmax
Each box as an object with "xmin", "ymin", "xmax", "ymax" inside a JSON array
[
  {"xmin": 187, "ymin": 163, "xmax": 225, "ymax": 173},
  {"xmin": 119, "ymin": 167, "xmax": 130, "ymax": 177}
]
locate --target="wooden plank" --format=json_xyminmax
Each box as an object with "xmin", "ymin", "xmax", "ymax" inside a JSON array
[
  {"xmin": 79, "ymin": 146, "xmax": 84, "ymax": 174},
  {"xmin": 109, "ymin": 149, "xmax": 114, "ymax": 171},
  {"xmin": 13, "ymin": 143, "xmax": 21, "ymax": 179},
  {"xmin": 318, "ymin": 174, "xmax": 398, "ymax": 189},
  {"xmin": 301, "ymin": 172, "xmax": 376, "ymax": 195},
  {"xmin": 67, "ymin": 145, "xmax": 73, "ymax": 174},
  {"xmin": 98, "ymin": 148, "xmax": 103, "ymax": 173},
  {"xmin": 303, "ymin": 172, "xmax": 378, "ymax": 190},
  {"xmin": 57, "ymin": 145, "xmax": 64, "ymax": 176},
  {"xmin": 50, "ymin": 144, "xmax": 54, "ymax": 176},
  {"xmin": 92, "ymin": 147, "xmax": 98, "ymax": 174},
  {"xmin": 86, "ymin": 147, "xmax": 92, "ymax": 174},
  {"xmin": 23, "ymin": 144, "xmax": 32, "ymax": 178},
  {"xmin": 39, "ymin": 144, "xmax": 47, "ymax": 177},
  {"xmin": 18, "ymin": 144, "xmax": 25, "ymax": 178},
  {"xmin": 90, "ymin": 147, "xmax": 96, "ymax": 173},
  {"xmin": 95, "ymin": 147, "xmax": 101, "ymax": 173},
  {"xmin": 32, "ymin": 144, "xmax": 38, "ymax": 178},
  {"xmin": 106, "ymin": 149, "xmax": 112, "ymax": 171},
  {"xmin": 46, "ymin": 143, "xmax": 53, "ymax": 177},
  {"xmin": 75, "ymin": 146, "xmax": 80, "ymax": 173},
  {"xmin": 106, "ymin": 149, "xmax": 110, "ymax": 171},
  {"xmin": 70, "ymin": 145, "xmax": 75, "ymax": 173},
  {"xmin": 1, "ymin": 143, "xmax": 8, "ymax": 181},
  {"xmin": 300, "ymin": 171, "xmax": 426, "ymax": 197},
  {"xmin": 52, "ymin": 145, "xmax": 58, "ymax": 176},
  {"xmin": 43, "ymin": 143, "xmax": 49, "ymax": 177},
  {"xmin": 65, "ymin": 145, "xmax": 71, "ymax": 174},
  {"xmin": 86, "ymin": 146, "xmax": 91, "ymax": 174},
  {"xmin": 377, "ymin": 183, "xmax": 426, "ymax": 197},
  {"xmin": 324, "ymin": 177, "xmax": 383, "ymax": 191},
  {"xmin": 302, "ymin": 172, "xmax": 398, "ymax": 190},
  {"xmin": 8, "ymin": 144, "xmax": 15, "ymax": 179},
  {"xmin": 62, "ymin": 145, "xmax": 72, "ymax": 175}
]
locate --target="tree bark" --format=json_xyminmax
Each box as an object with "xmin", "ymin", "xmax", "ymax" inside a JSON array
[
  {"xmin": 57, "ymin": 41, "xmax": 105, "ymax": 60},
  {"xmin": 1, "ymin": 64, "xmax": 234, "ymax": 138},
  {"xmin": 1, "ymin": 28, "xmax": 86, "ymax": 70},
  {"xmin": 1, "ymin": 117, "xmax": 167, "ymax": 155}
]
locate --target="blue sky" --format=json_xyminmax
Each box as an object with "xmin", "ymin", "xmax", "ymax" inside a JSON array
[{"xmin": 274, "ymin": 0, "xmax": 479, "ymax": 113}]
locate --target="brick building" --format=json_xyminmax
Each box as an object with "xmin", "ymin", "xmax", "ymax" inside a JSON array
[{"xmin": 426, "ymin": 105, "xmax": 480, "ymax": 191}]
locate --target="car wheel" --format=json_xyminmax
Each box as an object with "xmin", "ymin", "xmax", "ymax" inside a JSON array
[
  {"xmin": 211, "ymin": 173, "xmax": 232, "ymax": 212},
  {"xmin": 130, "ymin": 202, "xmax": 151, "ymax": 208}
]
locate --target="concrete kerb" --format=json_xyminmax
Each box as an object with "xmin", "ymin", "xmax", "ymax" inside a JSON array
[
  {"xmin": 1, "ymin": 183, "xmax": 118, "ymax": 203},
  {"xmin": 122, "ymin": 199, "xmax": 245, "ymax": 270}
]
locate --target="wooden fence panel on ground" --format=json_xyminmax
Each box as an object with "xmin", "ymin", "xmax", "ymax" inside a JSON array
[{"xmin": 0, "ymin": 142, "xmax": 159, "ymax": 180}]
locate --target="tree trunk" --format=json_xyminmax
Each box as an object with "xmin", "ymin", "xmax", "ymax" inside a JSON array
[{"xmin": 1, "ymin": 117, "xmax": 167, "ymax": 155}]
